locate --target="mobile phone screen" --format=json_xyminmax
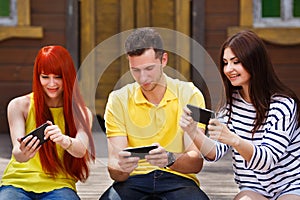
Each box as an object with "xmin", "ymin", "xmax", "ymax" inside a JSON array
[{"xmin": 21, "ymin": 123, "xmax": 49, "ymax": 146}]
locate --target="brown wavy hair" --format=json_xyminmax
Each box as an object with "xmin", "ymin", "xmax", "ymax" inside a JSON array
[
  {"xmin": 32, "ymin": 45, "xmax": 95, "ymax": 181},
  {"xmin": 219, "ymin": 30, "xmax": 300, "ymax": 133}
]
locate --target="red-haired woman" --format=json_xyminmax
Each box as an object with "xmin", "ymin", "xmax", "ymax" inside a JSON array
[{"xmin": 0, "ymin": 45, "xmax": 95, "ymax": 199}]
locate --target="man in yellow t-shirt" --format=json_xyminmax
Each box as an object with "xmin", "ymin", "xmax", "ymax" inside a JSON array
[{"xmin": 100, "ymin": 27, "xmax": 209, "ymax": 200}]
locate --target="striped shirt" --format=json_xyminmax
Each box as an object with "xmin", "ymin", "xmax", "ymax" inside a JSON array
[{"xmin": 210, "ymin": 91, "xmax": 300, "ymax": 199}]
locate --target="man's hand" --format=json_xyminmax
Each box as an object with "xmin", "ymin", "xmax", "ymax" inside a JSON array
[
  {"xmin": 145, "ymin": 143, "xmax": 168, "ymax": 168},
  {"xmin": 118, "ymin": 150, "xmax": 140, "ymax": 174}
]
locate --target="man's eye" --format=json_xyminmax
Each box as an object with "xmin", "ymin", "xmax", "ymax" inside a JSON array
[{"xmin": 146, "ymin": 66, "xmax": 154, "ymax": 71}]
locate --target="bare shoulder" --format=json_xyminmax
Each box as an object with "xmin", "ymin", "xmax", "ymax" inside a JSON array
[{"xmin": 7, "ymin": 94, "xmax": 31, "ymax": 114}]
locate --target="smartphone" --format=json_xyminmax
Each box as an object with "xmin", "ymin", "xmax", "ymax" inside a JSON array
[
  {"xmin": 187, "ymin": 104, "xmax": 215, "ymax": 124},
  {"xmin": 124, "ymin": 145, "xmax": 158, "ymax": 159},
  {"xmin": 187, "ymin": 104, "xmax": 215, "ymax": 136},
  {"xmin": 21, "ymin": 123, "xmax": 49, "ymax": 146}
]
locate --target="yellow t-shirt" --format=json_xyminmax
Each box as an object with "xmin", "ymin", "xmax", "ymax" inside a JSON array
[
  {"xmin": 1, "ymin": 94, "xmax": 77, "ymax": 193},
  {"xmin": 105, "ymin": 74, "xmax": 205, "ymax": 185}
]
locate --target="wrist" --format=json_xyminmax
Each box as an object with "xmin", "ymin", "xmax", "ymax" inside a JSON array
[
  {"xmin": 65, "ymin": 136, "xmax": 73, "ymax": 150},
  {"xmin": 231, "ymin": 135, "xmax": 240, "ymax": 148},
  {"xmin": 165, "ymin": 151, "xmax": 176, "ymax": 168}
]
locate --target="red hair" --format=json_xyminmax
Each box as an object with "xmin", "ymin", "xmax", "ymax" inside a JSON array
[{"xmin": 32, "ymin": 45, "xmax": 95, "ymax": 181}]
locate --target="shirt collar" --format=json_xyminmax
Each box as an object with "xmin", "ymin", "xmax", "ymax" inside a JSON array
[{"xmin": 134, "ymin": 74, "xmax": 178, "ymax": 105}]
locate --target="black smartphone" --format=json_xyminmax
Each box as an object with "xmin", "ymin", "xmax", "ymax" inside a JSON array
[
  {"xmin": 124, "ymin": 145, "xmax": 158, "ymax": 159},
  {"xmin": 187, "ymin": 104, "xmax": 215, "ymax": 135},
  {"xmin": 21, "ymin": 123, "xmax": 49, "ymax": 146},
  {"xmin": 187, "ymin": 104, "xmax": 215, "ymax": 124}
]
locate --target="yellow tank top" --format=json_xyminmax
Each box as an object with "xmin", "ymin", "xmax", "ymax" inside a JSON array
[{"xmin": 1, "ymin": 93, "xmax": 77, "ymax": 192}]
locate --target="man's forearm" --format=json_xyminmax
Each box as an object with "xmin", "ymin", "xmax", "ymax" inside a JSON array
[
  {"xmin": 108, "ymin": 166, "xmax": 130, "ymax": 182},
  {"xmin": 169, "ymin": 151, "xmax": 203, "ymax": 174}
]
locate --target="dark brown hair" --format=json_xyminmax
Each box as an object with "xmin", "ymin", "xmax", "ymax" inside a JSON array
[
  {"xmin": 219, "ymin": 30, "xmax": 300, "ymax": 133},
  {"xmin": 125, "ymin": 27, "xmax": 164, "ymax": 60}
]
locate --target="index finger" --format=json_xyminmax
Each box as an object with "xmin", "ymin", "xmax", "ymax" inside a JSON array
[
  {"xmin": 183, "ymin": 106, "xmax": 192, "ymax": 115},
  {"xmin": 209, "ymin": 118, "xmax": 221, "ymax": 125}
]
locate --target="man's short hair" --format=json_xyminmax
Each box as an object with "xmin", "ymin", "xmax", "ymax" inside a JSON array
[{"xmin": 125, "ymin": 27, "xmax": 164, "ymax": 60}]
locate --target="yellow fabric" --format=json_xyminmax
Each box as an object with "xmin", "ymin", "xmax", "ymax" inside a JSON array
[
  {"xmin": 1, "ymin": 93, "xmax": 77, "ymax": 193},
  {"xmin": 105, "ymin": 75, "xmax": 206, "ymax": 185}
]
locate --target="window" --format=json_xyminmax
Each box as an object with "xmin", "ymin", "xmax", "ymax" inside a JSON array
[
  {"xmin": 253, "ymin": 0, "xmax": 300, "ymax": 27},
  {"xmin": 0, "ymin": 0, "xmax": 17, "ymax": 26},
  {"xmin": 227, "ymin": 0, "xmax": 300, "ymax": 45},
  {"xmin": 0, "ymin": 0, "xmax": 43, "ymax": 41}
]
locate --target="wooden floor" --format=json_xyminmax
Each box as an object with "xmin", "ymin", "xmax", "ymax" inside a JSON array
[{"xmin": 0, "ymin": 132, "xmax": 239, "ymax": 200}]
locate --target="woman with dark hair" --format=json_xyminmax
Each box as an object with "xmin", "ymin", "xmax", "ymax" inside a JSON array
[
  {"xmin": 180, "ymin": 30, "xmax": 300, "ymax": 200},
  {"xmin": 0, "ymin": 45, "xmax": 95, "ymax": 199}
]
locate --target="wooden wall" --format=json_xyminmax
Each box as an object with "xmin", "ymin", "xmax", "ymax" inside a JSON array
[
  {"xmin": 205, "ymin": 0, "xmax": 300, "ymax": 99},
  {"xmin": 83, "ymin": 0, "xmax": 192, "ymax": 117},
  {"xmin": 0, "ymin": 0, "xmax": 68, "ymax": 133},
  {"xmin": 1, "ymin": 0, "xmax": 299, "ymax": 133}
]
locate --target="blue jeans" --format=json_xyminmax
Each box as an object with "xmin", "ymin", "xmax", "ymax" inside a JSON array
[
  {"xmin": 99, "ymin": 170, "xmax": 209, "ymax": 200},
  {"xmin": 0, "ymin": 185, "xmax": 80, "ymax": 200}
]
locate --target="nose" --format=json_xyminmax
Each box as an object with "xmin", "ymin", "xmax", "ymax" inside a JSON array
[
  {"xmin": 49, "ymin": 77, "xmax": 56, "ymax": 86},
  {"xmin": 139, "ymin": 70, "xmax": 148, "ymax": 83},
  {"xmin": 224, "ymin": 63, "xmax": 233, "ymax": 73}
]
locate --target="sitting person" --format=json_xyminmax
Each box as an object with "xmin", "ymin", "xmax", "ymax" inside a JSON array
[
  {"xmin": 0, "ymin": 45, "xmax": 95, "ymax": 200},
  {"xmin": 180, "ymin": 30, "xmax": 300, "ymax": 200},
  {"xmin": 99, "ymin": 27, "xmax": 209, "ymax": 200}
]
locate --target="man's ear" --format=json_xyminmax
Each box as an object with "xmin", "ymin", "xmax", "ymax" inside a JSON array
[{"xmin": 161, "ymin": 52, "xmax": 168, "ymax": 67}]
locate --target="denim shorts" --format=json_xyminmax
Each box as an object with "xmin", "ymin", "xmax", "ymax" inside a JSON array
[{"xmin": 0, "ymin": 185, "xmax": 80, "ymax": 200}]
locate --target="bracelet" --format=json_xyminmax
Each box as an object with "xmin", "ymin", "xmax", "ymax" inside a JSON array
[{"xmin": 65, "ymin": 136, "xmax": 73, "ymax": 150}]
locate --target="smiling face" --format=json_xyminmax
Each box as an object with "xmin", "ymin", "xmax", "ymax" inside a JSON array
[
  {"xmin": 128, "ymin": 49, "xmax": 167, "ymax": 92},
  {"xmin": 40, "ymin": 73, "xmax": 64, "ymax": 106},
  {"xmin": 223, "ymin": 47, "xmax": 251, "ymax": 96}
]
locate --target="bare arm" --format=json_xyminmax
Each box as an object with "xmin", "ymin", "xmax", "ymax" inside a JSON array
[
  {"xmin": 107, "ymin": 136, "xmax": 139, "ymax": 182},
  {"xmin": 168, "ymin": 133, "xmax": 203, "ymax": 173},
  {"xmin": 44, "ymin": 107, "xmax": 93, "ymax": 158},
  {"xmin": 180, "ymin": 106, "xmax": 217, "ymax": 160},
  {"xmin": 208, "ymin": 118, "xmax": 253, "ymax": 162},
  {"xmin": 8, "ymin": 95, "xmax": 41, "ymax": 162}
]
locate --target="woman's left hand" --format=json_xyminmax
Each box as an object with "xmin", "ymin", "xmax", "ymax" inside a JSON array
[{"xmin": 208, "ymin": 118, "xmax": 240, "ymax": 147}]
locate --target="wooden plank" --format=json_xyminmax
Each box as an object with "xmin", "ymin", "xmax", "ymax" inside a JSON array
[
  {"xmin": 206, "ymin": 1, "xmax": 239, "ymax": 14},
  {"xmin": 136, "ymin": 0, "xmax": 150, "ymax": 27},
  {"xmin": 31, "ymin": 14, "xmax": 65, "ymax": 30},
  {"xmin": 0, "ymin": 65, "xmax": 33, "ymax": 81},
  {"xmin": 152, "ymin": 0, "xmax": 174, "ymax": 28},
  {"xmin": 0, "ymin": 26, "xmax": 43, "ymax": 41},
  {"xmin": 175, "ymin": 0, "xmax": 191, "ymax": 80},
  {"xmin": 0, "ymin": 48, "xmax": 38, "ymax": 64},
  {"xmin": 17, "ymin": 0, "xmax": 30, "ymax": 26},
  {"xmin": 66, "ymin": 0, "xmax": 79, "ymax": 68},
  {"xmin": 30, "ymin": 0, "xmax": 65, "ymax": 13}
]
